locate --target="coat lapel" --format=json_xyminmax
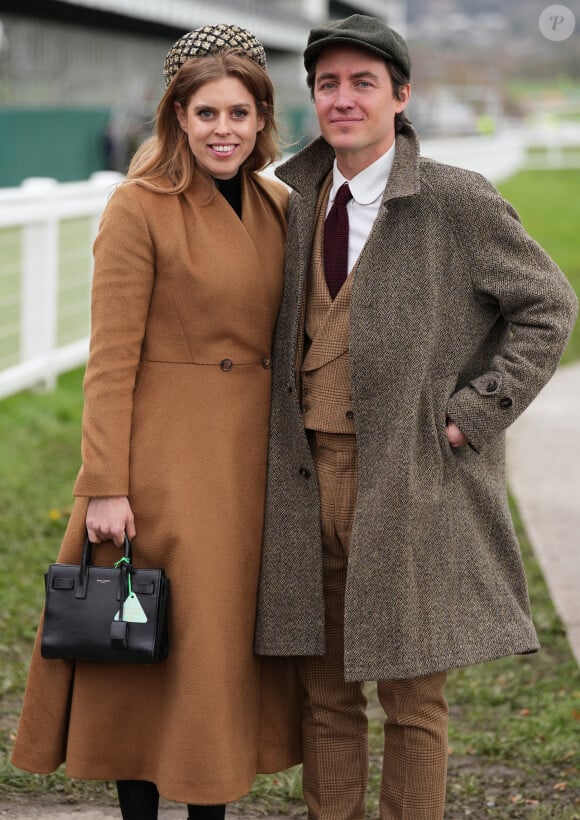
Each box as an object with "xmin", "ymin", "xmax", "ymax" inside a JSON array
[
  {"xmin": 277, "ymin": 127, "xmax": 422, "ymax": 382},
  {"xmin": 238, "ymin": 171, "xmax": 287, "ymax": 321}
]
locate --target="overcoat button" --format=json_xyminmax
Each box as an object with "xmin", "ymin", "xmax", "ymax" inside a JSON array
[
  {"xmin": 499, "ymin": 396, "xmax": 513, "ymax": 409},
  {"xmin": 345, "ymin": 410, "xmax": 354, "ymax": 419},
  {"xmin": 261, "ymin": 357, "xmax": 271, "ymax": 369},
  {"xmin": 486, "ymin": 380, "xmax": 498, "ymax": 392},
  {"xmin": 220, "ymin": 359, "xmax": 233, "ymax": 372},
  {"xmin": 299, "ymin": 467, "xmax": 311, "ymax": 478},
  {"xmin": 286, "ymin": 381, "xmax": 293, "ymax": 393}
]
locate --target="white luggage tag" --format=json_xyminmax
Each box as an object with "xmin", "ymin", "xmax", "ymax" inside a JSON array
[
  {"xmin": 114, "ymin": 593, "xmax": 148, "ymax": 623},
  {"xmin": 113, "ymin": 556, "xmax": 148, "ymax": 623}
]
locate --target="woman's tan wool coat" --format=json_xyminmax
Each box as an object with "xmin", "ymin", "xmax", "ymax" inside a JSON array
[
  {"xmin": 11, "ymin": 169, "xmax": 302, "ymax": 804},
  {"xmin": 255, "ymin": 125, "xmax": 579, "ymax": 682}
]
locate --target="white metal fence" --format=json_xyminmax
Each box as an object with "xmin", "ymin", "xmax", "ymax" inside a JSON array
[
  {"xmin": 1, "ymin": 125, "xmax": 579, "ymax": 402},
  {"xmin": 0, "ymin": 171, "xmax": 123, "ymax": 400}
]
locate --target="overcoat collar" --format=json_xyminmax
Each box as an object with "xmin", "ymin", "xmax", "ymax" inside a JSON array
[
  {"xmin": 275, "ymin": 123, "xmax": 422, "ymax": 204},
  {"xmin": 275, "ymin": 125, "xmax": 423, "ymax": 383}
]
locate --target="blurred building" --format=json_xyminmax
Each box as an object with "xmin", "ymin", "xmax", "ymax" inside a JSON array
[{"xmin": 0, "ymin": 0, "xmax": 406, "ymax": 185}]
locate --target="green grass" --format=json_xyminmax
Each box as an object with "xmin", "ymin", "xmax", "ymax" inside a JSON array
[
  {"xmin": 0, "ymin": 369, "xmax": 83, "ymax": 698},
  {"xmin": 498, "ymin": 169, "xmax": 580, "ymax": 364},
  {"xmin": 442, "ymin": 504, "xmax": 580, "ymax": 818}
]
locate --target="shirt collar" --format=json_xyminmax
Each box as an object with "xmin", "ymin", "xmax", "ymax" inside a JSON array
[{"xmin": 330, "ymin": 142, "xmax": 396, "ymax": 206}]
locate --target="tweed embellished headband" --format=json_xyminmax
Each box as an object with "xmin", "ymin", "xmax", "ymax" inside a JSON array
[{"xmin": 164, "ymin": 24, "xmax": 267, "ymax": 87}]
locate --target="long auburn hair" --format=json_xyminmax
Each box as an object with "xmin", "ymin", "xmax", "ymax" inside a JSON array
[{"xmin": 127, "ymin": 51, "xmax": 280, "ymax": 193}]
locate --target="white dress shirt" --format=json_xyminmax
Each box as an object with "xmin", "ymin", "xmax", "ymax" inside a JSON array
[{"xmin": 326, "ymin": 143, "xmax": 396, "ymax": 275}]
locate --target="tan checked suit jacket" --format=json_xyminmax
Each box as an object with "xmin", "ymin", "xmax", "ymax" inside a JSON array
[{"xmin": 300, "ymin": 174, "xmax": 356, "ymax": 435}]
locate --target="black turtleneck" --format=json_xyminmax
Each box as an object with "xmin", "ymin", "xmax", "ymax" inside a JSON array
[{"xmin": 214, "ymin": 172, "xmax": 242, "ymax": 219}]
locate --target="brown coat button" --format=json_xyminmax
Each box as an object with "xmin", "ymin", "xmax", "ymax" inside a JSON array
[
  {"xmin": 220, "ymin": 359, "xmax": 233, "ymax": 372},
  {"xmin": 261, "ymin": 357, "xmax": 271, "ymax": 369},
  {"xmin": 499, "ymin": 396, "xmax": 513, "ymax": 409},
  {"xmin": 345, "ymin": 410, "xmax": 354, "ymax": 419}
]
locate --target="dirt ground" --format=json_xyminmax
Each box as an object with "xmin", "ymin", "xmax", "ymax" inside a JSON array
[{"xmin": 0, "ymin": 797, "xmax": 280, "ymax": 819}]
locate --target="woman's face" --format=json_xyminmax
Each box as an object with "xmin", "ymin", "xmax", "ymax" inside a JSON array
[{"xmin": 175, "ymin": 75, "xmax": 265, "ymax": 179}]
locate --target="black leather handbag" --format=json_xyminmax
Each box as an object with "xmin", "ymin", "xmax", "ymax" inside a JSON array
[{"xmin": 41, "ymin": 535, "xmax": 169, "ymax": 664}]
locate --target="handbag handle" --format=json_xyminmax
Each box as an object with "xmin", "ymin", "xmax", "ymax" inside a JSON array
[
  {"xmin": 81, "ymin": 534, "xmax": 133, "ymax": 567},
  {"xmin": 75, "ymin": 534, "xmax": 133, "ymax": 600}
]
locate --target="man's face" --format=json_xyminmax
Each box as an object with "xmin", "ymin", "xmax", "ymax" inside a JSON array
[{"xmin": 313, "ymin": 45, "xmax": 410, "ymax": 177}]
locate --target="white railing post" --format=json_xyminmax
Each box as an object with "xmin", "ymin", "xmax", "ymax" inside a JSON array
[
  {"xmin": 20, "ymin": 178, "xmax": 59, "ymax": 392},
  {"xmin": 0, "ymin": 172, "xmax": 123, "ymax": 400}
]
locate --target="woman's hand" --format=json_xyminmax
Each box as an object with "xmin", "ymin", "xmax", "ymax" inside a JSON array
[
  {"xmin": 446, "ymin": 419, "xmax": 469, "ymax": 449},
  {"xmin": 86, "ymin": 496, "xmax": 136, "ymax": 547}
]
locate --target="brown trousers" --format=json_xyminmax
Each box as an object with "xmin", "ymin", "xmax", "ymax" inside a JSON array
[{"xmin": 300, "ymin": 431, "xmax": 449, "ymax": 820}]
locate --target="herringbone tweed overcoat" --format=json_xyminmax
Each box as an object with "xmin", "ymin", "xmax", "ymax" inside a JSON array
[
  {"xmin": 12, "ymin": 169, "xmax": 302, "ymax": 803},
  {"xmin": 255, "ymin": 125, "xmax": 578, "ymax": 682}
]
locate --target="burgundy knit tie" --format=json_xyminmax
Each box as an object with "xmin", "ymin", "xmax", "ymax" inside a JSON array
[{"xmin": 324, "ymin": 182, "xmax": 353, "ymax": 300}]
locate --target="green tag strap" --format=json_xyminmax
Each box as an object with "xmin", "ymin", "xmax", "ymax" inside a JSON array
[{"xmin": 114, "ymin": 556, "xmax": 134, "ymax": 596}]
